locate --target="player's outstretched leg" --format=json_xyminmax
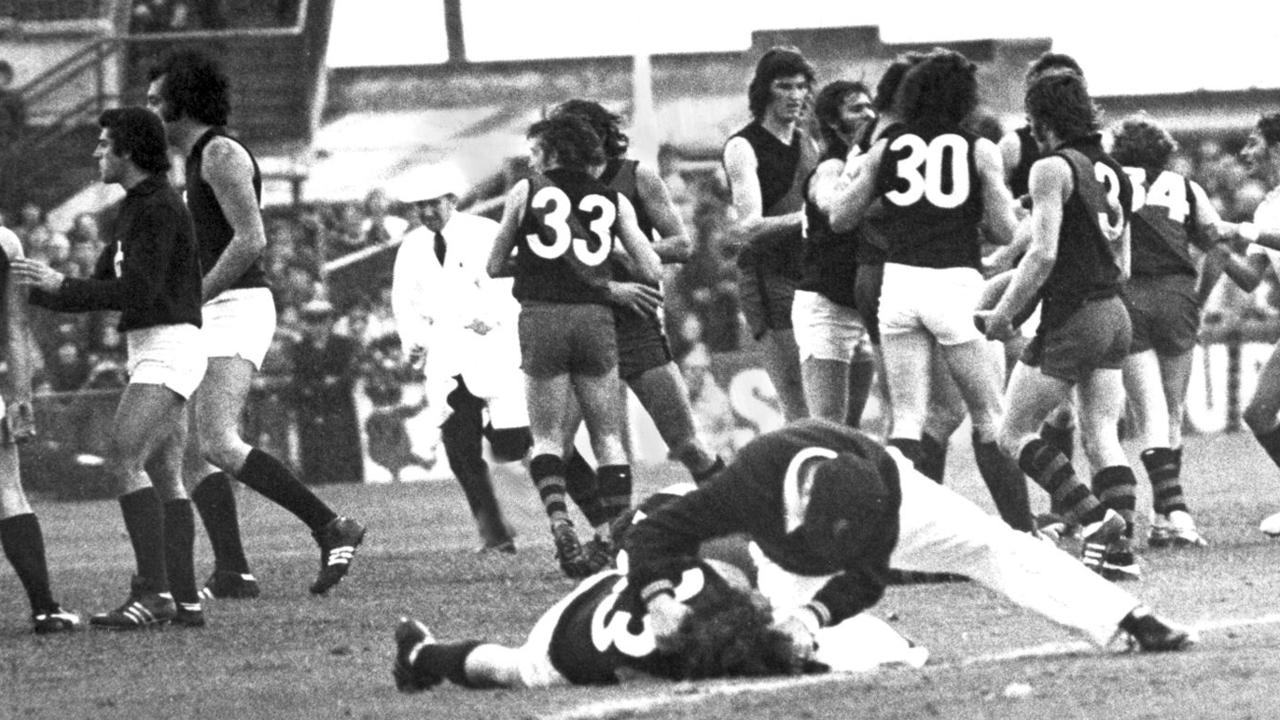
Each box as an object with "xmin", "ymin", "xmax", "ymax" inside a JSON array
[
  {"xmin": 394, "ymin": 618, "xmax": 444, "ymax": 692},
  {"xmin": 1119, "ymin": 606, "xmax": 1198, "ymax": 652}
]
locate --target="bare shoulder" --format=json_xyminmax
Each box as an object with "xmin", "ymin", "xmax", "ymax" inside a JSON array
[
  {"xmin": 201, "ymin": 136, "xmax": 254, "ymax": 182},
  {"xmin": 723, "ymin": 136, "xmax": 756, "ymax": 170},
  {"xmin": 0, "ymin": 227, "xmax": 22, "ymax": 260}
]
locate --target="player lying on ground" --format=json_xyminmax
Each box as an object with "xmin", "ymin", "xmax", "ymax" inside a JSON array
[
  {"xmin": 624, "ymin": 419, "xmax": 1198, "ymax": 661},
  {"xmin": 392, "ymin": 558, "xmax": 923, "ymax": 691}
]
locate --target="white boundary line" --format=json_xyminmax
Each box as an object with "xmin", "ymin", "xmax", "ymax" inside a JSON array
[{"xmin": 542, "ymin": 613, "xmax": 1280, "ymax": 720}]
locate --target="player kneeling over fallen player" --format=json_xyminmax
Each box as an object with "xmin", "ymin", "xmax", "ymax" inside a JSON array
[
  {"xmin": 623, "ymin": 419, "xmax": 1196, "ymax": 661},
  {"xmin": 393, "ymin": 558, "xmax": 836, "ymax": 690}
]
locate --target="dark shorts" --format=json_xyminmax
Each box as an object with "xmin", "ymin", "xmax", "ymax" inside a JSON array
[
  {"xmin": 518, "ymin": 302, "xmax": 618, "ymax": 379},
  {"xmin": 615, "ymin": 309, "xmax": 673, "ymax": 382},
  {"xmin": 738, "ymin": 265, "xmax": 798, "ymax": 340},
  {"xmin": 854, "ymin": 262, "xmax": 884, "ymax": 345},
  {"xmin": 1022, "ymin": 296, "xmax": 1131, "ymax": 383},
  {"xmin": 1123, "ymin": 274, "xmax": 1201, "ymax": 356}
]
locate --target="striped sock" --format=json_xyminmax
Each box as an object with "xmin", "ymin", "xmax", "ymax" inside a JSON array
[
  {"xmin": 529, "ymin": 454, "xmax": 569, "ymax": 525},
  {"xmin": 1092, "ymin": 465, "xmax": 1138, "ymax": 538},
  {"xmin": 1017, "ymin": 438, "xmax": 1107, "ymax": 527},
  {"xmin": 1140, "ymin": 447, "xmax": 1187, "ymax": 515},
  {"xmin": 563, "ymin": 450, "xmax": 607, "ymax": 526}
]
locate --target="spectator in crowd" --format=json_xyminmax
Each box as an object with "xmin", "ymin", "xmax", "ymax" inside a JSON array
[
  {"xmin": 0, "ymin": 60, "xmax": 25, "ymax": 147},
  {"xmin": 288, "ymin": 300, "xmax": 363, "ymax": 485},
  {"xmin": 357, "ymin": 188, "xmax": 408, "ymax": 250},
  {"xmin": 363, "ymin": 334, "xmax": 436, "ymax": 483}
]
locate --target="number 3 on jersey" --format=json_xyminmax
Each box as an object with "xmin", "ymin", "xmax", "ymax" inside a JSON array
[
  {"xmin": 527, "ymin": 186, "xmax": 616, "ymax": 266},
  {"xmin": 884, "ymin": 133, "xmax": 971, "ymax": 209}
]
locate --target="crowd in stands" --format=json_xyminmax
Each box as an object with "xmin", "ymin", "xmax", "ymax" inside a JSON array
[{"xmin": 0, "ymin": 130, "xmax": 1276, "ymax": 471}]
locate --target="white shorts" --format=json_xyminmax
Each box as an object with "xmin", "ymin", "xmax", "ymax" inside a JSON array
[
  {"xmin": 791, "ymin": 289, "xmax": 869, "ymax": 362},
  {"xmin": 878, "ymin": 263, "xmax": 984, "ymax": 345},
  {"xmin": 126, "ymin": 324, "xmax": 208, "ymax": 399},
  {"xmin": 201, "ymin": 288, "xmax": 276, "ymax": 369}
]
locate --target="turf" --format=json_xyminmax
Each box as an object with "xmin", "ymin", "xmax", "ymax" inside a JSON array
[{"xmin": 2, "ymin": 430, "xmax": 1279, "ymax": 719}]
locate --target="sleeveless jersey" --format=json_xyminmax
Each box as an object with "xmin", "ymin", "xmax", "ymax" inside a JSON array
[
  {"xmin": 799, "ymin": 151, "xmax": 860, "ymax": 308},
  {"xmin": 513, "ymin": 167, "xmax": 621, "ymax": 306},
  {"xmin": 547, "ymin": 561, "xmax": 739, "ymax": 684},
  {"xmin": 599, "ymin": 158, "xmax": 656, "ymax": 287},
  {"xmin": 1038, "ymin": 136, "xmax": 1133, "ymax": 331},
  {"xmin": 1124, "ymin": 167, "xmax": 1205, "ymax": 279},
  {"xmin": 185, "ymin": 128, "xmax": 268, "ymax": 290},
  {"xmin": 1008, "ymin": 125, "xmax": 1040, "ymax": 199},
  {"xmin": 869, "ymin": 122, "xmax": 984, "ymax": 269},
  {"xmin": 727, "ymin": 122, "xmax": 818, "ymax": 277}
]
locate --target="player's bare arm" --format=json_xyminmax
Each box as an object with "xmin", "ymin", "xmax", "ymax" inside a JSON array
[
  {"xmin": 976, "ymin": 138, "xmax": 1019, "ymax": 246},
  {"xmin": 997, "ymin": 129, "xmax": 1023, "ymax": 187},
  {"xmin": 1188, "ymin": 180, "xmax": 1227, "ymax": 303},
  {"xmin": 635, "ymin": 164, "xmax": 691, "ymax": 263},
  {"xmin": 485, "ymin": 179, "xmax": 529, "ymax": 278},
  {"xmin": 809, "ymin": 157, "xmax": 847, "ymax": 217},
  {"xmin": 1217, "ymin": 215, "xmax": 1280, "ymax": 249},
  {"xmin": 978, "ymin": 157, "xmax": 1068, "ymax": 340},
  {"xmin": 828, "ymin": 139, "xmax": 888, "ymax": 233},
  {"xmin": 0, "ymin": 232, "xmax": 34, "ymax": 440},
  {"xmin": 615, "ymin": 194, "xmax": 663, "ymax": 284},
  {"xmin": 722, "ymin": 137, "xmax": 803, "ymax": 251},
  {"xmin": 201, "ymin": 136, "xmax": 267, "ymax": 301}
]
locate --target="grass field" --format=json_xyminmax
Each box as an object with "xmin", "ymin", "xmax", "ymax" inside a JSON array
[{"xmin": 3, "ymin": 430, "xmax": 1280, "ymax": 719}]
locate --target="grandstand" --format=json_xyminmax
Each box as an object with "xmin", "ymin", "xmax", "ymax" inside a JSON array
[{"xmin": 2, "ymin": 0, "xmax": 1280, "ymax": 485}]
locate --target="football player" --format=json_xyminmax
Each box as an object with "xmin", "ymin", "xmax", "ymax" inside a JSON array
[
  {"xmin": 624, "ymin": 419, "xmax": 1197, "ymax": 660},
  {"xmin": 486, "ymin": 115, "xmax": 662, "ymax": 577},
  {"xmin": 1110, "ymin": 114, "xmax": 1218, "ymax": 548},
  {"xmin": 0, "ymin": 226, "xmax": 80, "ymax": 634}
]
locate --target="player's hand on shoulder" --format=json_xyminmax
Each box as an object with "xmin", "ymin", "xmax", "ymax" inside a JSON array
[
  {"xmin": 607, "ymin": 281, "xmax": 663, "ymax": 318},
  {"xmin": 9, "ymin": 259, "xmax": 64, "ymax": 292}
]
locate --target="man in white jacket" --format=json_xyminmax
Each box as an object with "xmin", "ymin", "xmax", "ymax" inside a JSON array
[{"xmin": 392, "ymin": 166, "xmax": 531, "ymax": 552}]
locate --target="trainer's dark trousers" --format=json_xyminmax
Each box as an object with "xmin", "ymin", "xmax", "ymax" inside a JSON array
[{"xmin": 441, "ymin": 376, "xmax": 525, "ymax": 544}]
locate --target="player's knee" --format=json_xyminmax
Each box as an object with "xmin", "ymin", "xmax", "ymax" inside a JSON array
[
  {"xmin": 996, "ymin": 430, "xmax": 1024, "ymax": 460},
  {"xmin": 488, "ymin": 427, "xmax": 532, "ymax": 463}
]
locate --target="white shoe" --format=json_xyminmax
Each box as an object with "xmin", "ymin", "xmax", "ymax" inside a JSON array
[
  {"xmin": 1260, "ymin": 511, "xmax": 1280, "ymax": 538},
  {"xmin": 1150, "ymin": 511, "xmax": 1208, "ymax": 548}
]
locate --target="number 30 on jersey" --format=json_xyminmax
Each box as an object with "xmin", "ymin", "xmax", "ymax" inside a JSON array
[
  {"xmin": 527, "ymin": 186, "xmax": 616, "ymax": 266},
  {"xmin": 884, "ymin": 133, "xmax": 971, "ymax": 209}
]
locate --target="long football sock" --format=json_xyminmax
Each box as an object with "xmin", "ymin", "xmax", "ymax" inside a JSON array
[
  {"xmin": 1039, "ymin": 421, "xmax": 1074, "ymax": 461},
  {"xmin": 119, "ymin": 487, "xmax": 168, "ymax": 591},
  {"xmin": 845, "ymin": 355, "xmax": 877, "ymax": 428},
  {"xmin": 563, "ymin": 449, "xmax": 607, "ymax": 526},
  {"xmin": 417, "ymin": 641, "xmax": 486, "ymax": 688},
  {"xmin": 1140, "ymin": 447, "xmax": 1187, "ymax": 515},
  {"xmin": 163, "ymin": 499, "xmax": 199, "ymax": 605},
  {"xmin": 0, "ymin": 513, "xmax": 58, "ymax": 614},
  {"xmin": 1092, "ymin": 465, "xmax": 1138, "ymax": 538},
  {"xmin": 191, "ymin": 472, "xmax": 252, "ymax": 575},
  {"xmin": 236, "ymin": 448, "xmax": 337, "ymax": 532},
  {"xmin": 530, "ymin": 454, "xmax": 569, "ymax": 525},
  {"xmin": 888, "ymin": 438, "xmax": 923, "ymax": 468},
  {"xmin": 972, "ymin": 434, "xmax": 1034, "ymax": 532},
  {"xmin": 917, "ymin": 432, "xmax": 948, "ymax": 483},
  {"xmin": 1017, "ymin": 439, "xmax": 1107, "ymax": 528},
  {"xmin": 596, "ymin": 464, "xmax": 633, "ymax": 522}
]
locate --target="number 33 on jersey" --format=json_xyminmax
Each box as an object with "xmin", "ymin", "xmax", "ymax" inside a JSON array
[{"xmin": 525, "ymin": 183, "xmax": 618, "ymax": 266}]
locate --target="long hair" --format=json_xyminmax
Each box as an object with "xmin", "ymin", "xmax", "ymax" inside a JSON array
[
  {"xmin": 1025, "ymin": 73, "xmax": 1100, "ymax": 143},
  {"xmin": 872, "ymin": 51, "xmax": 927, "ymax": 114},
  {"xmin": 148, "ymin": 50, "xmax": 231, "ymax": 126},
  {"xmin": 98, "ymin": 107, "xmax": 171, "ymax": 174},
  {"xmin": 814, "ymin": 80, "xmax": 870, "ymax": 158},
  {"xmin": 666, "ymin": 583, "xmax": 804, "ymax": 679},
  {"xmin": 1110, "ymin": 114, "xmax": 1178, "ymax": 175},
  {"xmin": 897, "ymin": 48, "xmax": 978, "ymax": 127},
  {"xmin": 1259, "ymin": 112, "xmax": 1280, "ymax": 146},
  {"xmin": 527, "ymin": 116, "xmax": 604, "ymax": 172},
  {"xmin": 747, "ymin": 46, "xmax": 815, "ymax": 120},
  {"xmin": 1025, "ymin": 52, "xmax": 1084, "ymax": 83},
  {"xmin": 551, "ymin": 99, "xmax": 629, "ymax": 160}
]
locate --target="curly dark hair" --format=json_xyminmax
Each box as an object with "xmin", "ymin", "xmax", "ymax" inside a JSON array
[
  {"xmin": 665, "ymin": 582, "xmax": 803, "ymax": 679},
  {"xmin": 814, "ymin": 80, "xmax": 871, "ymax": 158},
  {"xmin": 873, "ymin": 51, "xmax": 927, "ymax": 114},
  {"xmin": 1258, "ymin": 113, "xmax": 1280, "ymax": 146},
  {"xmin": 99, "ymin": 107, "xmax": 171, "ymax": 174},
  {"xmin": 897, "ymin": 48, "xmax": 978, "ymax": 127},
  {"xmin": 551, "ymin": 99, "xmax": 630, "ymax": 160},
  {"xmin": 747, "ymin": 46, "xmax": 815, "ymax": 120},
  {"xmin": 1025, "ymin": 73, "xmax": 1099, "ymax": 144},
  {"xmin": 1110, "ymin": 114, "xmax": 1178, "ymax": 174},
  {"xmin": 1025, "ymin": 52, "xmax": 1084, "ymax": 83},
  {"xmin": 527, "ymin": 115, "xmax": 604, "ymax": 172},
  {"xmin": 148, "ymin": 50, "xmax": 231, "ymax": 126}
]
